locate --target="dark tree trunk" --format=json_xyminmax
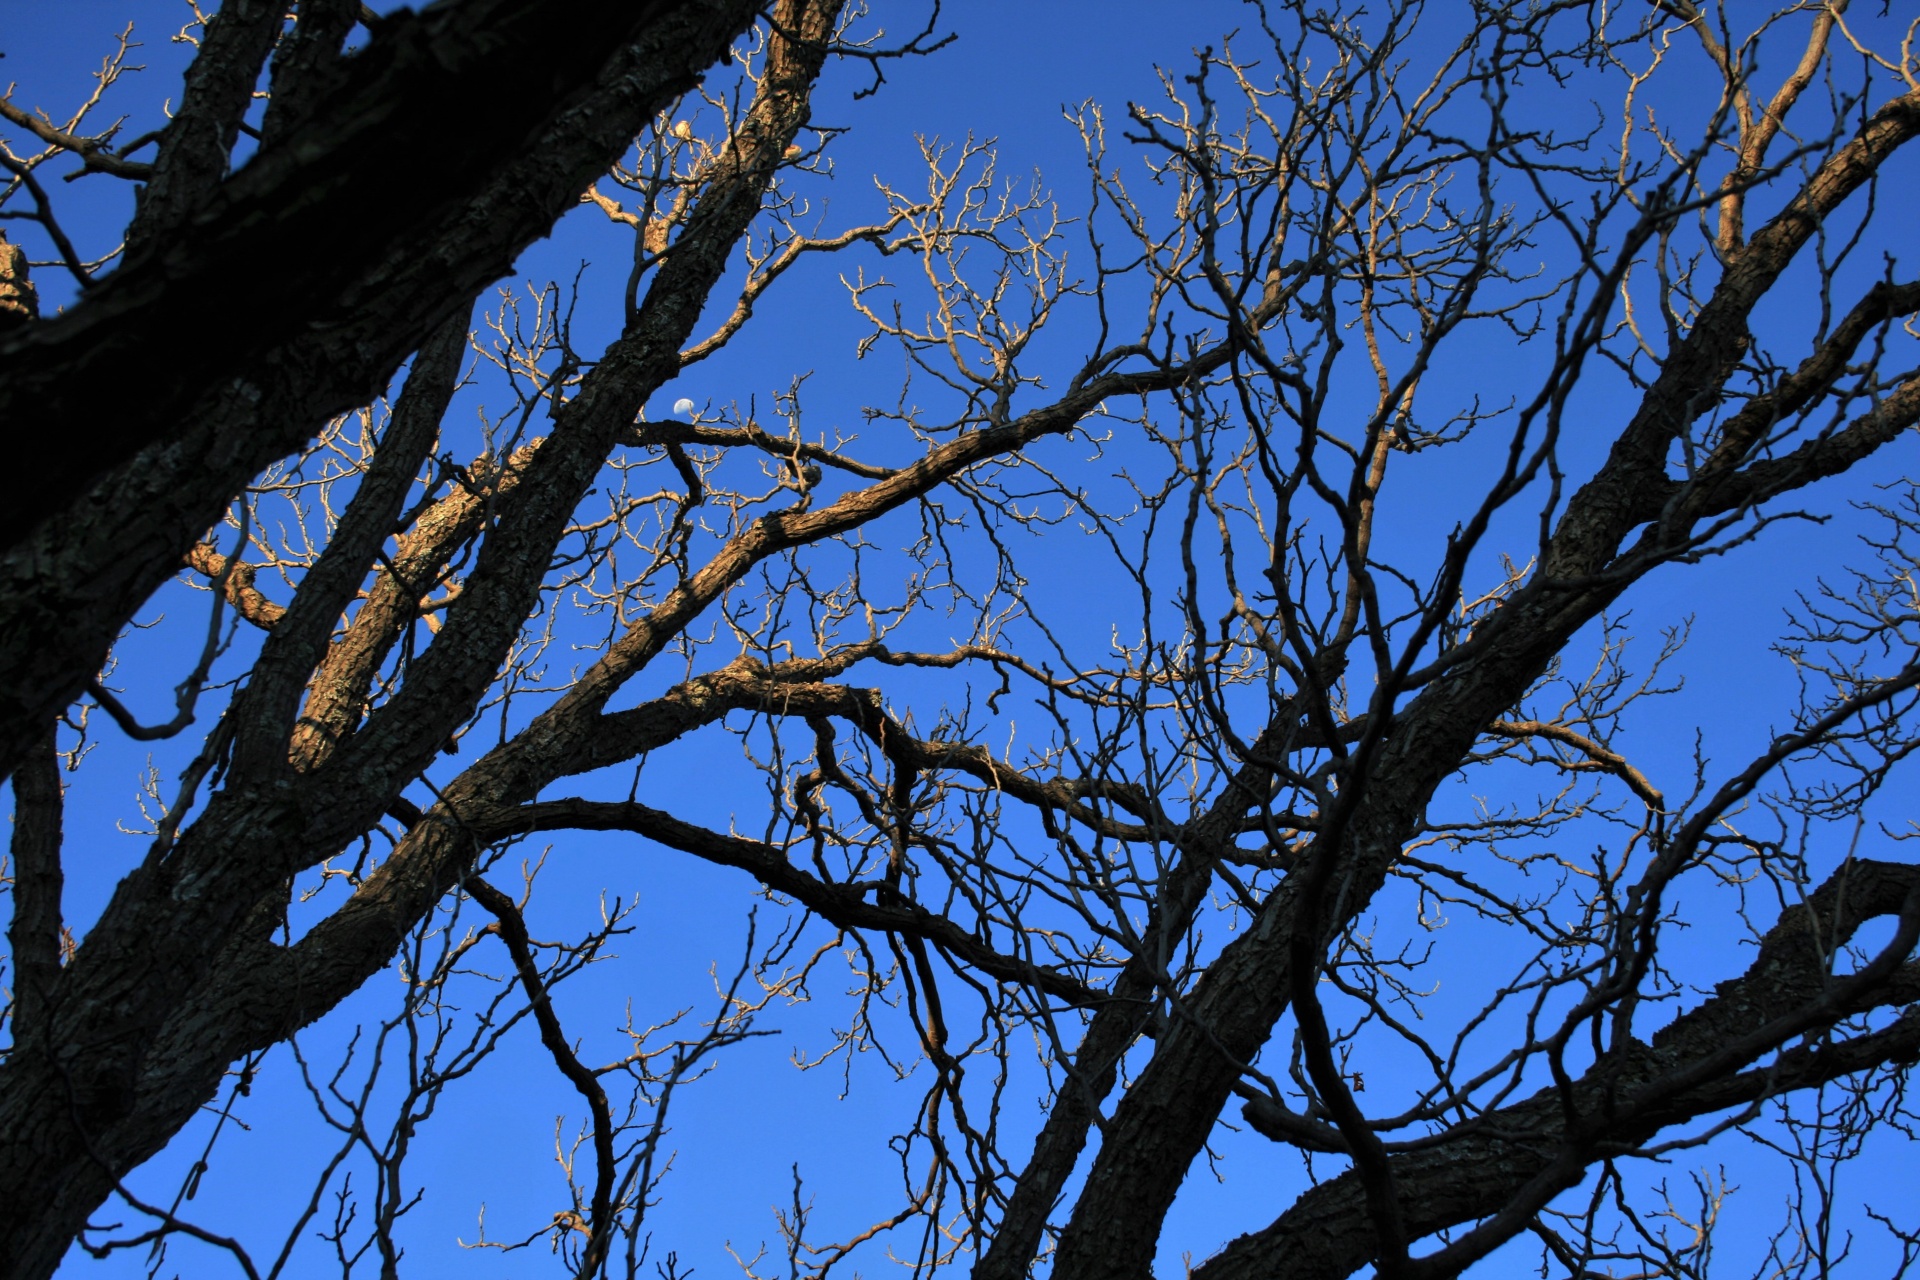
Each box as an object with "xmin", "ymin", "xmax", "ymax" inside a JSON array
[{"xmin": 0, "ymin": 0, "xmax": 761, "ymax": 788}]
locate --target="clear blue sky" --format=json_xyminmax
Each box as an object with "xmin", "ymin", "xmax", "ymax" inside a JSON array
[{"xmin": 6, "ymin": 3, "xmax": 1918, "ymax": 1277}]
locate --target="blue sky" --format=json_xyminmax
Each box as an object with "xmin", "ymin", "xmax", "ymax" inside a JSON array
[{"xmin": 7, "ymin": 2, "xmax": 1920, "ymax": 1277}]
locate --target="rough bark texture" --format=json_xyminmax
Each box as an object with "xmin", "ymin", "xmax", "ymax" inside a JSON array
[
  {"xmin": 4, "ymin": 729, "xmax": 62, "ymax": 1053},
  {"xmin": 0, "ymin": 0, "xmax": 761, "ymax": 789},
  {"xmin": 6, "ymin": 5, "xmax": 1920, "ymax": 1278},
  {"xmin": 1198, "ymin": 864, "xmax": 1920, "ymax": 1280},
  {"xmin": 1035, "ymin": 84, "xmax": 1920, "ymax": 1280},
  {"xmin": 0, "ymin": 6, "xmax": 833, "ymax": 1272},
  {"xmin": 0, "ymin": 236, "xmax": 35, "ymax": 332},
  {"xmin": 119, "ymin": 0, "xmax": 285, "ymax": 259}
]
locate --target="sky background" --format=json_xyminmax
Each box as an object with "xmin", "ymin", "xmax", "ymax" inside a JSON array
[{"xmin": 6, "ymin": 2, "xmax": 1920, "ymax": 1277}]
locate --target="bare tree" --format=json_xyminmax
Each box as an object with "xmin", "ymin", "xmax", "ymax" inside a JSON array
[
  {"xmin": 5, "ymin": 1, "xmax": 1920, "ymax": 1279},
  {"xmin": 0, "ymin": 0, "xmax": 767, "ymax": 788}
]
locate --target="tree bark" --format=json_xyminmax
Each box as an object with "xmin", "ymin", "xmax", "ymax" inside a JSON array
[
  {"xmin": 0, "ymin": 0, "xmax": 761, "ymax": 790},
  {"xmin": 1196, "ymin": 863, "xmax": 1920, "ymax": 1280},
  {"xmin": 0, "ymin": 6, "xmax": 830, "ymax": 1270}
]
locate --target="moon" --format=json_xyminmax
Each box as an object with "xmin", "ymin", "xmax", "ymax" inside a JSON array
[{"xmin": 673, "ymin": 398, "xmax": 696, "ymax": 418}]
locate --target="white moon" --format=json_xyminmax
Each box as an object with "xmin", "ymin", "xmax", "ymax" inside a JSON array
[{"xmin": 673, "ymin": 398, "xmax": 696, "ymax": 417}]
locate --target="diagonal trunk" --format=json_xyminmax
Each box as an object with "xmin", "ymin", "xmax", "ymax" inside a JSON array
[{"xmin": 0, "ymin": 0, "xmax": 762, "ymax": 789}]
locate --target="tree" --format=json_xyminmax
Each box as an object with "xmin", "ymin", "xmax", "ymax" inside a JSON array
[
  {"xmin": 4, "ymin": 1, "xmax": 1920, "ymax": 1278},
  {"xmin": 0, "ymin": 0, "xmax": 767, "ymax": 787}
]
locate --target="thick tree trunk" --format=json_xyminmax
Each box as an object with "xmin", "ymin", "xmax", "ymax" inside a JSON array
[
  {"xmin": 0, "ymin": 0, "xmax": 761, "ymax": 789},
  {"xmin": 1194, "ymin": 864, "xmax": 1920, "ymax": 1280},
  {"xmin": 0, "ymin": 7, "xmax": 840, "ymax": 1269}
]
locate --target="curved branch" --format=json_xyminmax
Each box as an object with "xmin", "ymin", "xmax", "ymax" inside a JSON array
[
  {"xmin": 1202, "ymin": 861, "xmax": 1920, "ymax": 1280},
  {"xmin": 1485, "ymin": 719, "xmax": 1665, "ymax": 808},
  {"xmin": 465, "ymin": 875, "xmax": 619, "ymax": 1280},
  {"xmin": 484, "ymin": 796, "xmax": 1098, "ymax": 1008}
]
